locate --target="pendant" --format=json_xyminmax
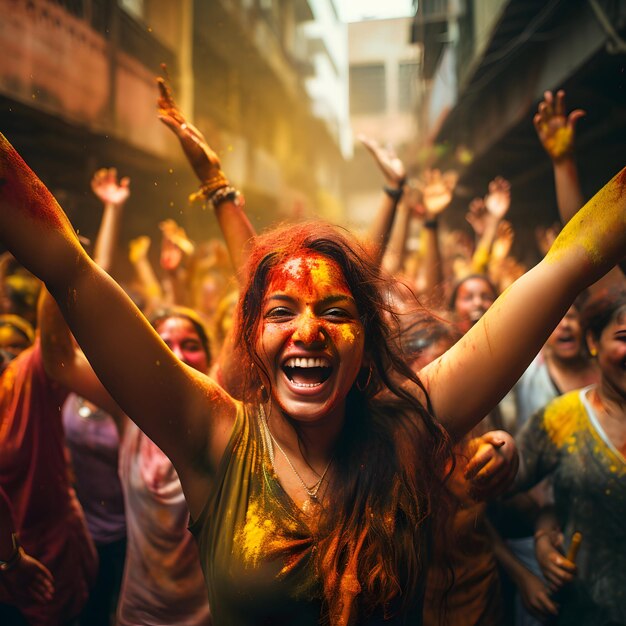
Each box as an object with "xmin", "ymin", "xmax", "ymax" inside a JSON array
[{"xmin": 302, "ymin": 496, "xmax": 322, "ymax": 516}]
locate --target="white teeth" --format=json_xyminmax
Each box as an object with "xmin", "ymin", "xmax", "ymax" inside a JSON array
[
  {"xmin": 291, "ymin": 381, "xmax": 322, "ymax": 388},
  {"xmin": 284, "ymin": 357, "xmax": 330, "ymax": 368}
]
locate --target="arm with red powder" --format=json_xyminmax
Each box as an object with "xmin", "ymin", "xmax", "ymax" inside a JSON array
[
  {"xmin": 0, "ymin": 132, "xmax": 238, "ymax": 517},
  {"xmin": 421, "ymin": 167, "xmax": 626, "ymax": 439}
]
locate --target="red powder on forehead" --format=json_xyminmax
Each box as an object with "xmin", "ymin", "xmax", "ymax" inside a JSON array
[
  {"xmin": 265, "ymin": 252, "xmax": 350, "ymax": 297},
  {"xmin": 0, "ymin": 135, "xmax": 66, "ymax": 230}
]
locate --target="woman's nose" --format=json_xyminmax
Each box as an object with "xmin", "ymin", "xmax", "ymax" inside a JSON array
[{"xmin": 292, "ymin": 313, "xmax": 325, "ymax": 345}]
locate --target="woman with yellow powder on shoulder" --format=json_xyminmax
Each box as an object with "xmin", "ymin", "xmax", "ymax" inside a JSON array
[
  {"xmin": 0, "ymin": 82, "xmax": 625, "ymax": 624},
  {"xmin": 514, "ymin": 287, "xmax": 626, "ymax": 625}
]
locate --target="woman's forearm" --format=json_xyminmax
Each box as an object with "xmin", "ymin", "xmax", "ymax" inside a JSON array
[{"xmin": 424, "ymin": 167, "xmax": 626, "ymax": 438}]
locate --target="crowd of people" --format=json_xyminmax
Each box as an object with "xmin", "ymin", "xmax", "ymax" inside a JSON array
[{"xmin": 0, "ymin": 77, "xmax": 624, "ymax": 626}]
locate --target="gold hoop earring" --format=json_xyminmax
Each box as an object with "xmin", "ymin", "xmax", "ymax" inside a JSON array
[
  {"xmin": 590, "ymin": 347, "xmax": 597, "ymax": 357},
  {"xmin": 356, "ymin": 364, "xmax": 373, "ymax": 392}
]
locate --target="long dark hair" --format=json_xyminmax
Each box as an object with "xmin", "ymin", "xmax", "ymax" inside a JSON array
[
  {"xmin": 236, "ymin": 222, "xmax": 454, "ymax": 623},
  {"xmin": 580, "ymin": 287, "xmax": 626, "ymax": 343}
]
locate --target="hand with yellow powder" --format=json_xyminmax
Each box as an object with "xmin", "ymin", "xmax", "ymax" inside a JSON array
[
  {"xmin": 533, "ymin": 90, "xmax": 585, "ymax": 162},
  {"xmin": 468, "ymin": 176, "xmax": 511, "ymax": 274}
]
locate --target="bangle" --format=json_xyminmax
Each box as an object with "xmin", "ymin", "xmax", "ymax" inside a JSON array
[
  {"xmin": 383, "ymin": 185, "xmax": 404, "ymax": 201},
  {"xmin": 423, "ymin": 218, "xmax": 438, "ymax": 229},
  {"xmin": 209, "ymin": 186, "xmax": 242, "ymax": 210},
  {"xmin": 0, "ymin": 533, "xmax": 22, "ymax": 572},
  {"xmin": 188, "ymin": 170, "xmax": 230, "ymax": 204}
]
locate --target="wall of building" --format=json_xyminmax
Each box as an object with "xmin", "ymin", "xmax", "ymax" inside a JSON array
[
  {"xmin": 0, "ymin": 0, "xmax": 351, "ymax": 268},
  {"xmin": 344, "ymin": 16, "xmax": 419, "ymax": 231}
]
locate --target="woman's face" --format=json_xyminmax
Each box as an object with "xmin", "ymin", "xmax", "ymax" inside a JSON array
[
  {"xmin": 156, "ymin": 317, "xmax": 209, "ymax": 373},
  {"xmin": 589, "ymin": 310, "xmax": 626, "ymax": 398},
  {"xmin": 545, "ymin": 306, "xmax": 583, "ymax": 361},
  {"xmin": 257, "ymin": 252, "xmax": 365, "ymax": 423},
  {"xmin": 454, "ymin": 278, "xmax": 496, "ymax": 334}
]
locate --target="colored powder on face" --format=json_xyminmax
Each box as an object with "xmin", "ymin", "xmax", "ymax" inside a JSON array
[
  {"xmin": 283, "ymin": 256, "xmax": 304, "ymax": 279},
  {"xmin": 546, "ymin": 167, "xmax": 626, "ymax": 266},
  {"xmin": 309, "ymin": 257, "xmax": 340, "ymax": 287},
  {"xmin": 267, "ymin": 253, "xmax": 351, "ymax": 299},
  {"xmin": 338, "ymin": 324, "xmax": 357, "ymax": 344}
]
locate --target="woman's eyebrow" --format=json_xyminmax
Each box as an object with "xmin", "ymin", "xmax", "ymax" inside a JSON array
[
  {"xmin": 319, "ymin": 295, "xmax": 357, "ymax": 307},
  {"xmin": 265, "ymin": 294, "xmax": 295, "ymax": 303}
]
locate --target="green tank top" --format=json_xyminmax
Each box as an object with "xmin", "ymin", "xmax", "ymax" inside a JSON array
[
  {"xmin": 190, "ymin": 403, "xmax": 324, "ymax": 625},
  {"xmin": 189, "ymin": 404, "xmax": 426, "ymax": 625}
]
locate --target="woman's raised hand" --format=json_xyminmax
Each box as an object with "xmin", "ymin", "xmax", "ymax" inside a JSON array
[
  {"xmin": 491, "ymin": 220, "xmax": 515, "ymax": 262},
  {"xmin": 157, "ymin": 75, "xmax": 227, "ymax": 194},
  {"xmin": 465, "ymin": 196, "xmax": 488, "ymax": 236},
  {"xmin": 91, "ymin": 167, "xmax": 130, "ymax": 207},
  {"xmin": 533, "ymin": 90, "xmax": 585, "ymax": 162},
  {"xmin": 484, "ymin": 176, "xmax": 511, "ymax": 220},
  {"xmin": 535, "ymin": 223, "xmax": 560, "ymax": 258},
  {"xmin": 129, "ymin": 236, "xmax": 151, "ymax": 265},
  {"xmin": 159, "ymin": 219, "xmax": 195, "ymax": 272},
  {"xmin": 415, "ymin": 168, "xmax": 458, "ymax": 216},
  {"xmin": 358, "ymin": 135, "xmax": 406, "ymax": 187}
]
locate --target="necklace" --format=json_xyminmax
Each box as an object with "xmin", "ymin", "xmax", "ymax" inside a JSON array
[{"xmin": 258, "ymin": 405, "xmax": 332, "ymax": 506}]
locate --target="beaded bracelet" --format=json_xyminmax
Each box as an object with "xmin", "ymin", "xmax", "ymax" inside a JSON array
[
  {"xmin": 208, "ymin": 185, "xmax": 242, "ymax": 210},
  {"xmin": 188, "ymin": 170, "xmax": 230, "ymax": 204},
  {"xmin": 383, "ymin": 185, "xmax": 404, "ymax": 201}
]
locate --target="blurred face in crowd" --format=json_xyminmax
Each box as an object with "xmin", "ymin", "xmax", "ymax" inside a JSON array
[
  {"xmin": 587, "ymin": 307, "xmax": 626, "ymax": 398},
  {"xmin": 453, "ymin": 277, "xmax": 497, "ymax": 334},
  {"xmin": 155, "ymin": 316, "xmax": 210, "ymax": 374},
  {"xmin": 545, "ymin": 306, "xmax": 583, "ymax": 361}
]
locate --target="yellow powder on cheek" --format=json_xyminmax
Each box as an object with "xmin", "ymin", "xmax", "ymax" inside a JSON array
[{"xmin": 339, "ymin": 324, "xmax": 357, "ymax": 343}]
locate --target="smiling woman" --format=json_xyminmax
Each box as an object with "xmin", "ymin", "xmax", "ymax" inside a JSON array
[{"xmin": 0, "ymin": 116, "xmax": 625, "ymax": 625}]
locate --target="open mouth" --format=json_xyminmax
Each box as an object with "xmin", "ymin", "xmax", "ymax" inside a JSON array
[
  {"xmin": 468, "ymin": 311, "xmax": 484, "ymax": 323},
  {"xmin": 556, "ymin": 335, "xmax": 576, "ymax": 348},
  {"xmin": 282, "ymin": 357, "xmax": 332, "ymax": 388}
]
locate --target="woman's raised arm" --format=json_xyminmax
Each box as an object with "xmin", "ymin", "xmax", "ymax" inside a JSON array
[
  {"xmin": 421, "ymin": 167, "xmax": 626, "ymax": 439},
  {"xmin": 0, "ymin": 133, "xmax": 237, "ymax": 475}
]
